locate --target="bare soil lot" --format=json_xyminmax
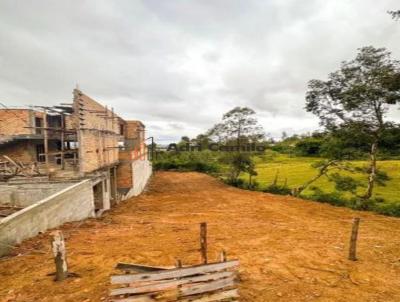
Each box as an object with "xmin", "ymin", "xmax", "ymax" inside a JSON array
[{"xmin": 1, "ymin": 171, "xmax": 400, "ymax": 302}]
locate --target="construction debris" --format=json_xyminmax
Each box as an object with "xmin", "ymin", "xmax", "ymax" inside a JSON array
[
  {"xmin": 0, "ymin": 155, "xmax": 42, "ymax": 180},
  {"xmin": 110, "ymin": 260, "xmax": 240, "ymax": 301}
]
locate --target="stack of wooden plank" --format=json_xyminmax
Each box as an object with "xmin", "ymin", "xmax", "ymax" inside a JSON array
[{"xmin": 110, "ymin": 260, "xmax": 240, "ymax": 301}]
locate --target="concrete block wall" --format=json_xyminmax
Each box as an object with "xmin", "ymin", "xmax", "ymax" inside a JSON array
[
  {"xmin": 131, "ymin": 159, "xmax": 152, "ymax": 196},
  {"xmin": 0, "ymin": 180, "xmax": 95, "ymax": 257},
  {"xmin": 0, "ymin": 182, "xmax": 74, "ymax": 207},
  {"xmin": 118, "ymin": 159, "xmax": 152, "ymax": 199}
]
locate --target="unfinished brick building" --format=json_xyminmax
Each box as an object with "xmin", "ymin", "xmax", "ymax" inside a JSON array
[{"xmin": 0, "ymin": 88, "xmax": 152, "ymax": 256}]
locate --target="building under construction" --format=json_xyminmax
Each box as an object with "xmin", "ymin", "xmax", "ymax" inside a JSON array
[{"xmin": 0, "ymin": 88, "xmax": 152, "ymax": 256}]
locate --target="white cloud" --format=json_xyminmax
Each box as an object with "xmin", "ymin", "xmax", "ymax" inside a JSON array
[{"xmin": 0, "ymin": 0, "xmax": 399, "ymax": 142}]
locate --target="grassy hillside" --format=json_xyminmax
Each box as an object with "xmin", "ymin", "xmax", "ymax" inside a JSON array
[{"xmin": 252, "ymin": 152, "xmax": 400, "ymax": 205}]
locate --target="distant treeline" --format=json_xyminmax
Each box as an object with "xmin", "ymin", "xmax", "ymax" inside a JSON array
[{"xmin": 273, "ymin": 125, "xmax": 400, "ymax": 159}]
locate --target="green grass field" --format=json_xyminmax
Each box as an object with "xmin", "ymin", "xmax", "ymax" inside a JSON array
[{"xmin": 251, "ymin": 152, "xmax": 400, "ymax": 205}]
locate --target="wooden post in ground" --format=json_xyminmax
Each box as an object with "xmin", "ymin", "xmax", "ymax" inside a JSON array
[
  {"xmin": 51, "ymin": 230, "xmax": 68, "ymax": 281},
  {"xmin": 348, "ymin": 217, "xmax": 360, "ymax": 261},
  {"xmin": 220, "ymin": 250, "xmax": 227, "ymax": 262},
  {"xmin": 200, "ymin": 222, "xmax": 208, "ymax": 264},
  {"xmin": 175, "ymin": 259, "xmax": 182, "ymax": 268}
]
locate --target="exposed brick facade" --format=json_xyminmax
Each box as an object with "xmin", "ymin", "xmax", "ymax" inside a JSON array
[
  {"xmin": 124, "ymin": 121, "xmax": 146, "ymax": 160},
  {"xmin": 0, "ymin": 141, "xmax": 37, "ymax": 162},
  {"xmin": 0, "ymin": 110, "xmax": 35, "ymax": 136},
  {"xmin": 72, "ymin": 89, "xmax": 120, "ymax": 173}
]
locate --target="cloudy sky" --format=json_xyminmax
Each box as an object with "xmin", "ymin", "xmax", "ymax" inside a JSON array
[{"xmin": 1, "ymin": 1, "xmax": 399, "ymax": 142}]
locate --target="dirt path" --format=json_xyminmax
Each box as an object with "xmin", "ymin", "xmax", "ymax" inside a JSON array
[{"xmin": 1, "ymin": 171, "xmax": 400, "ymax": 302}]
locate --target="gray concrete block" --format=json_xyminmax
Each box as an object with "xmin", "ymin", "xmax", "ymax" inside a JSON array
[{"xmin": 0, "ymin": 180, "xmax": 95, "ymax": 257}]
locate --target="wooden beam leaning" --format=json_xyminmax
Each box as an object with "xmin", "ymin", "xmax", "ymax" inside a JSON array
[{"xmin": 111, "ymin": 260, "xmax": 239, "ymax": 284}]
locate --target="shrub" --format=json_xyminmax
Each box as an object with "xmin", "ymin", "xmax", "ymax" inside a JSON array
[
  {"xmin": 294, "ymin": 137, "xmax": 323, "ymax": 156},
  {"xmin": 247, "ymin": 179, "xmax": 260, "ymax": 190},
  {"xmin": 306, "ymin": 188, "xmax": 400, "ymax": 217},
  {"xmin": 329, "ymin": 173, "xmax": 361, "ymax": 194},
  {"xmin": 263, "ymin": 184, "xmax": 291, "ymax": 195},
  {"xmin": 262, "ymin": 171, "xmax": 291, "ymax": 195},
  {"xmin": 219, "ymin": 152, "xmax": 256, "ymax": 183},
  {"xmin": 307, "ymin": 188, "xmax": 347, "ymax": 207},
  {"xmin": 224, "ymin": 178, "xmax": 245, "ymax": 188},
  {"xmin": 153, "ymin": 151, "xmax": 221, "ymax": 173},
  {"xmin": 374, "ymin": 203, "xmax": 400, "ymax": 217}
]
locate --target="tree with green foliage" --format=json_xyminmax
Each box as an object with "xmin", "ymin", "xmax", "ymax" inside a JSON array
[
  {"xmin": 207, "ymin": 107, "xmax": 264, "ymax": 186},
  {"xmin": 388, "ymin": 10, "xmax": 400, "ymax": 20},
  {"xmin": 379, "ymin": 123, "xmax": 400, "ymax": 155},
  {"xmin": 220, "ymin": 152, "xmax": 255, "ymax": 186},
  {"xmin": 306, "ymin": 46, "xmax": 400, "ymax": 200},
  {"xmin": 207, "ymin": 107, "xmax": 265, "ymax": 148},
  {"xmin": 192, "ymin": 134, "xmax": 212, "ymax": 149},
  {"xmin": 295, "ymin": 136, "xmax": 323, "ymax": 156}
]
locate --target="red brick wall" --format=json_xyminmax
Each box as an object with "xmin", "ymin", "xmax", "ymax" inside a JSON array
[
  {"xmin": 0, "ymin": 109, "xmax": 34, "ymax": 136},
  {"xmin": 124, "ymin": 121, "xmax": 146, "ymax": 160},
  {"xmin": 117, "ymin": 150, "xmax": 133, "ymax": 188},
  {"xmin": 0, "ymin": 140, "xmax": 37, "ymax": 162},
  {"xmin": 124, "ymin": 121, "xmax": 142, "ymax": 139}
]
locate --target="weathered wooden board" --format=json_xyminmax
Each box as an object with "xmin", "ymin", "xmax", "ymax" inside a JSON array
[
  {"xmin": 180, "ymin": 276, "xmax": 235, "ymax": 297},
  {"xmin": 126, "ymin": 271, "xmax": 234, "ymax": 288},
  {"xmin": 110, "ymin": 271, "xmax": 234, "ymax": 296},
  {"xmin": 111, "ymin": 289, "xmax": 238, "ymax": 302},
  {"xmin": 179, "ymin": 289, "xmax": 239, "ymax": 302},
  {"xmin": 110, "ymin": 259, "xmax": 240, "ymax": 302},
  {"xmin": 116, "ymin": 263, "xmax": 171, "ymax": 273},
  {"xmin": 111, "ymin": 260, "xmax": 239, "ymax": 285},
  {"xmin": 112, "ymin": 295, "xmax": 155, "ymax": 302}
]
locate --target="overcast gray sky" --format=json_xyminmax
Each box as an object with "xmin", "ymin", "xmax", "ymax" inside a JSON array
[{"xmin": 1, "ymin": 0, "xmax": 399, "ymax": 142}]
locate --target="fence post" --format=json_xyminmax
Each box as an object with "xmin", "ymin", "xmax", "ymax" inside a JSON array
[
  {"xmin": 200, "ymin": 222, "xmax": 208, "ymax": 264},
  {"xmin": 220, "ymin": 250, "xmax": 227, "ymax": 262},
  {"xmin": 51, "ymin": 230, "xmax": 68, "ymax": 281},
  {"xmin": 348, "ymin": 218, "xmax": 360, "ymax": 261},
  {"xmin": 175, "ymin": 259, "xmax": 182, "ymax": 268}
]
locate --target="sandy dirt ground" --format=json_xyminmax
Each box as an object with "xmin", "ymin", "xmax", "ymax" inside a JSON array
[{"xmin": 1, "ymin": 171, "xmax": 400, "ymax": 302}]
